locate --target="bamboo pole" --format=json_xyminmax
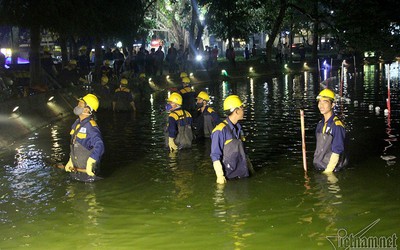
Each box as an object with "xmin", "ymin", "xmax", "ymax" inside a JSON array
[
  {"xmin": 300, "ymin": 109, "xmax": 307, "ymax": 172},
  {"xmin": 353, "ymin": 55, "xmax": 357, "ymax": 85},
  {"xmin": 387, "ymin": 64, "xmax": 391, "ymax": 113},
  {"xmin": 318, "ymin": 59, "xmax": 321, "ymax": 83},
  {"xmin": 340, "ymin": 61, "xmax": 344, "ymax": 98}
]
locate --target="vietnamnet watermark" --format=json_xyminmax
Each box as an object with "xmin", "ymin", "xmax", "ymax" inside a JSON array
[{"xmin": 326, "ymin": 219, "xmax": 398, "ymax": 249}]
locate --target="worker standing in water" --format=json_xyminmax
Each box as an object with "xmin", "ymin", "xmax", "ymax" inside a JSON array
[
  {"xmin": 193, "ymin": 91, "xmax": 221, "ymax": 139},
  {"xmin": 313, "ymin": 89, "xmax": 347, "ymax": 173},
  {"xmin": 112, "ymin": 78, "xmax": 136, "ymax": 112},
  {"xmin": 165, "ymin": 92, "xmax": 193, "ymax": 152},
  {"xmin": 210, "ymin": 95, "xmax": 249, "ymax": 184},
  {"xmin": 179, "ymin": 76, "xmax": 196, "ymax": 116},
  {"xmin": 65, "ymin": 94, "xmax": 104, "ymax": 182}
]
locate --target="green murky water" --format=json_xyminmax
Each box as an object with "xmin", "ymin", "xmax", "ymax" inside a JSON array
[{"xmin": 1, "ymin": 64, "xmax": 399, "ymax": 249}]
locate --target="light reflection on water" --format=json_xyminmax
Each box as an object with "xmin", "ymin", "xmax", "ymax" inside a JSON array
[{"xmin": 0, "ymin": 64, "xmax": 399, "ymax": 248}]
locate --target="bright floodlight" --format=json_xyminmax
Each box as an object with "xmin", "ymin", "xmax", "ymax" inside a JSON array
[
  {"xmin": 196, "ymin": 55, "xmax": 203, "ymax": 61},
  {"xmin": 12, "ymin": 106, "xmax": 19, "ymax": 112}
]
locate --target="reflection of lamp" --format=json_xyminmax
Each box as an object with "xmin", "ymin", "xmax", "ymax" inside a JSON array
[
  {"xmin": 47, "ymin": 96, "xmax": 55, "ymax": 102},
  {"xmin": 12, "ymin": 106, "xmax": 19, "ymax": 113},
  {"xmin": 11, "ymin": 105, "xmax": 21, "ymax": 118}
]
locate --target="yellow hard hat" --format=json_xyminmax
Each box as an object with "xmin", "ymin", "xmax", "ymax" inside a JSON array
[
  {"xmin": 43, "ymin": 46, "xmax": 51, "ymax": 53},
  {"xmin": 139, "ymin": 73, "xmax": 146, "ymax": 78},
  {"xmin": 167, "ymin": 92, "xmax": 183, "ymax": 105},
  {"xmin": 317, "ymin": 89, "xmax": 335, "ymax": 100},
  {"xmin": 82, "ymin": 94, "xmax": 99, "ymax": 112},
  {"xmin": 120, "ymin": 78, "xmax": 128, "ymax": 85},
  {"xmin": 69, "ymin": 59, "xmax": 77, "ymax": 65},
  {"xmin": 196, "ymin": 91, "xmax": 210, "ymax": 101},
  {"xmin": 180, "ymin": 72, "xmax": 188, "ymax": 78},
  {"xmin": 223, "ymin": 95, "xmax": 243, "ymax": 111},
  {"xmin": 182, "ymin": 77, "xmax": 190, "ymax": 83},
  {"xmin": 101, "ymin": 76, "xmax": 109, "ymax": 84},
  {"xmin": 79, "ymin": 45, "xmax": 87, "ymax": 51}
]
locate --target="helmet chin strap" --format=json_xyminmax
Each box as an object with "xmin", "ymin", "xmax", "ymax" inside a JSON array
[{"xmin": 82, "ymin": 107, "xmax": 93, "ymax": 116}]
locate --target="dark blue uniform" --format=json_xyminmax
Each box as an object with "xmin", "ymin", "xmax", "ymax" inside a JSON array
[
  {"xmin": 313, "ymin": 114, "xmax": 347, "ymax": 171},
  {"xmin": 210, "ymin": 118, "xmax": 249, "ymax": 179},
  {"xmin": 113, "ymin": 86, "xmax": 135, "ymax": 112},
  {"xmin": 194, "ymin": 106, "xmax": 221, "ymax": 138},
  {"xmin": 166, "ymin": 108, "xmax": 193, "ymax": 149},
  {"xmin": 69, "ymin": 117, "xmax": 104, "ymax": 181}
]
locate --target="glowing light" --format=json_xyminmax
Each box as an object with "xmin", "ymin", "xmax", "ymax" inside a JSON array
[
  {"xmin": 303, "ymin": 62, "xmax": 307, "ymax": 67},
  {"xmin": 196, "ymin": 55, "xmax": 203, "ymax": 61},
  {"xmin": 116, "ymin": 41, "xmax": 122, "ymax": 48},
  {"xmin": 221, "ymin": 69, "xmax": 228, "ymax": 76},
  {"xmin": 284, "ymin": 64, "xmax": 288, "ymax": 68},
  {"xmin": 47, "ymin": 96, "xmax": 54, "ymax": 102},
  {"xmin": 249, "ymin": 67, "xmax": 253, "ymax": 72},
  {"xmin": 148, "ymin": 78, "xmax": 152, "ymax": 82},
  {"xmin": 189, "ymin": 73, "xmax": 194, "ymax": 77},
  {"xmin": 166, "ymin": 75, "xmax": 170, "ymax": 79},
  {"xmin": 12, "ymin": 106, "xmax": 19, "ymax": 112}
]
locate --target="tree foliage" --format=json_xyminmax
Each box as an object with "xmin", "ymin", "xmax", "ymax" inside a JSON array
[{"xmin": 205, "ymin": 0, "xmax": 264, "ymax": 47}]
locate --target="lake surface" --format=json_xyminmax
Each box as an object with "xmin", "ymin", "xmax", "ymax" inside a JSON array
[{"xmin": 1, "ymin": 63, "xmax": 399, "ymax": 249}]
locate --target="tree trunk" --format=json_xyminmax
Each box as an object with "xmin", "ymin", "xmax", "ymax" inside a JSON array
[
  {"xmin": 265, "ymin": 0, "xmax": 287, "ymax": 63},
  {"xmin": 189, "ymin": 0, "xmax": 196, "ymax": 55},
  {"xmin": 29, "ymin": 24, "xmax": 42, "ymax": 91},
  {"xmin": 94, "ymin": 36, "xmax": 103, "ymax": 81},
  {"xmin": 59, "ymin": 34, "xmax": 68, "ymax": 68},
  {"xmin": 194, "ymin": 21, "xmax": 204, "ymax": 51},
  {"xmin": 311, "ymin": 1, "xmax": 318, "ymax": 62},
  {"xmin": 11, "ymin": 27, "xmax": 19, "ymax": 65}
]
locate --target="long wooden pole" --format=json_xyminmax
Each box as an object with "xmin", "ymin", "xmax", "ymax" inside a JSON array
[
  {"xmin": 317, "ymin": 59, "xmax": 321, "ymax": 83},
  {"xmin": 387, "ymin": 64, "xmax": 391, "ymax": 113},
  {"xmin": 340, "ymin": 61, "xmax": 344, "ymax": 98},
  {"xmin": 300, "ymin": 109, "xmax": 307, "ymax": 172},
  {"xmin": 353, "ymin": 55, "xmax": 357, "ymax": 85},
  {"xmin": 55, "ymin": 163, "xmax": 87, "ymax": 173}
]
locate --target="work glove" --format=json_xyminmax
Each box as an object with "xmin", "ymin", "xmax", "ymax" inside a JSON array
[
  {"xmin": 86, "ymin": 157, "xmax": 96, "ymax": 176},
  {"xmin": 325, "ymin": 172, "xmax": 338, "ymax": 184},
  {"xmin": 323, "ymin": 153, "xmax": 340, "ymax": 173},
  {"xmin": 168, "ymin": 137, "xmax": 178, "ymax": 152},
  {"xmin": 213, "ymin": 160, "xmax": 226, "ymax": 184},
  {"xmin": 65, "ymin": 157, "xmax": 75, "ymax": 172}
]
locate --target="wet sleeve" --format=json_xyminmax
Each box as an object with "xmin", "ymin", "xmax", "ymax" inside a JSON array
[
  {"xmin": 88, "ymin": 126, "xmax": 105, "ymax": 162},
  {"xmin": 211, "ymin": 111, "xmax": 221, "ymax": 125},
  {"xmin": 127, "ymin": 91, "xmax": 134, "ymax": 102},
  {"xmin": 331, "ymin": 125, "xmax": 345, "ymax": 154},
  {"xmin": 168, "ymin": 116, "xmax": 178, "ymax": 138},
  {"xmin": 210, "ymin": 130, "xmax": 224, "ymax": 162},
  {"xmin": 187, "ymin": 115, "xmax": 193, "ymax": 126}
]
